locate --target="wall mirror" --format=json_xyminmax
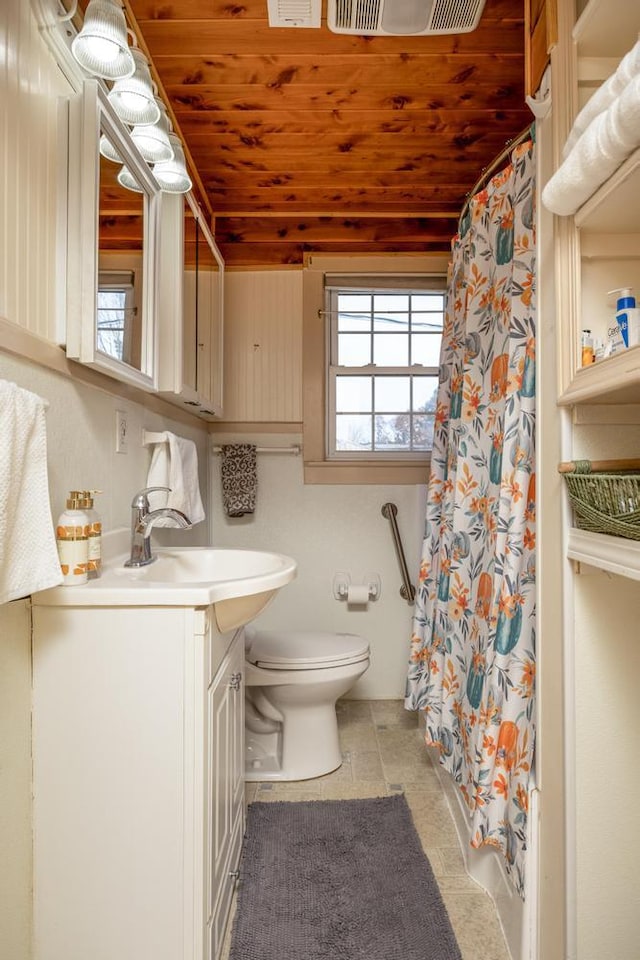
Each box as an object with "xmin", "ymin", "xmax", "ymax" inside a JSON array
[{"xmin": 66, "ymin": 80, "xmax": 161, "ymax": 391}]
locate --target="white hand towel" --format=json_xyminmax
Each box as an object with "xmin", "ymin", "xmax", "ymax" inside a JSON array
[
  {"xmin": 542, "ymin": 74, "xmax": 640, "ymax": 217},
  {"xmin": 563, "ymin": 39, "xmax": 640, "ymax": 157},
  {"xmin": 146, "ymin": 432, "xmax": 205, "ymax": 526},
  {"xmin": 0, "ymin": 380, "xmax": 63, "ymax": 603}
]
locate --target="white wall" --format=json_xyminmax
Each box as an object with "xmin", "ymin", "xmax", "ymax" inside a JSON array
[
  {"xmin": 0, "ymin": 353, "xmax": 210, "ymax": 545},
  {"xmin": 210, "ymin": 432, "xmax": 426, "ymax": 699}
]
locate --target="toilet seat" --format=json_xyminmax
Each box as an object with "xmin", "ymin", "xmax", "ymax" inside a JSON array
[{"xmin": 247, "ymin": 630, "xmax": 369, "ymax": 670}]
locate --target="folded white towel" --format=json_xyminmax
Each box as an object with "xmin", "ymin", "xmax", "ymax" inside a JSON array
[
  {"xmin": 542, "ymin": 74, "xmax": 640, "ymax": 216},
  {"xmin": 0, "ymin": 380, "xmax": 63, "ymax": 603},
  {"xmin": 146, "ymin": 432, "xmax": 205, "ymax": 526},
  {"xmin": 564, "ymin": 39, "xmax": 640, "ymax": 157}
]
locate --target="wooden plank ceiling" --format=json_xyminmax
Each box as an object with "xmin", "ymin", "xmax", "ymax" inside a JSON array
[{"xmin": 123, "ymin": 0, "xmax": 531, "ymax": 268}]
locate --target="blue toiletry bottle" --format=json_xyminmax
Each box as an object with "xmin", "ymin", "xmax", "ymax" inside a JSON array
[{"xmin": 610, "ymin": 287, "xmax": 637, "ymax": 348}]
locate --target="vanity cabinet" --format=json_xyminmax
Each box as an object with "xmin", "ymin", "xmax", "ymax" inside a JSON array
[{"xmin": 31, "ymin": 603, "xmax": 244, "ymax": 960}]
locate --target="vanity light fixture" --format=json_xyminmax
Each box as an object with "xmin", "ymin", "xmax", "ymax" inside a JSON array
[
  {"xmin": 153, "ymin": 135, "xmax": 192, "ymax": 194},
  {"xmin": 116, "ymin": 165, "xmax": 145, "ymax": 193},
  {"xmin": 107, "ymin": 46, "xmax": 160, "ymax": 127},
  {"xmin": 130, "ymin": 98, "xmax": 174, "ymax": 164},
  {"xmin": 71, "ymin": 0, "xmax": 135, "ymax": 81}
]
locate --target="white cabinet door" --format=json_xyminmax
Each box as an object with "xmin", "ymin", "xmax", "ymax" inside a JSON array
[{"xmin": 207, "ymin": 630, "xmax": 245, "ymax": 960}]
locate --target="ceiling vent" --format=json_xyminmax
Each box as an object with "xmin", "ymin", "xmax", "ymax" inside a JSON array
[
  {"xmin": 267, "ymin": 0, "xmax": 321, "ymax": 27},
  {"xmin": 327, "ymin": 0, "xmax": 487, "ymax": 35}
]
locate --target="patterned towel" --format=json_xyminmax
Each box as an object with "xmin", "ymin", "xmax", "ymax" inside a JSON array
[{"xmin": 221, "ymin": 444, "xmax": 257, "ymax": 517}]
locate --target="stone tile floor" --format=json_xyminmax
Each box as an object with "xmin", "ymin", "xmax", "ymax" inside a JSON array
[{"xmin": 221, "ymin": 699, "xmax": 511, "ymax": 960}]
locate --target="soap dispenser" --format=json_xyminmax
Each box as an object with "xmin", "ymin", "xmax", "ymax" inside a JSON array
[
  {"xmin": 80, "ymin": 490, "xmax": 102, "ymax": 579},
  {"xmin": 56, "ymin": 491, "xmax": 89, "ymax": 585}
]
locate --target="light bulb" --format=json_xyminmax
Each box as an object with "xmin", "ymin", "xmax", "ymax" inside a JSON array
[
  {"xmin": 153, "ymin": 134, "xmax": 192, "ymax": 193},
  {"xmin": 108, "ymin": 48, "xmax": 160, "ymax": 126},
  {"xmin": 130, "ymin": 99, "xmax": 173, "ymax": 163},
  {"xmin": 117, "ymin": 166, "xmax": 145, "ymax": 193},
  {"xmin": 71, "ymin": 0, "xmax": 134, "ymax": 81},
  {"xmin": 82, "ymin": 34, "xmax": 120, "ymax": 63},
  {"xmin": 99, "ymin": 134, "xmax": 122, "ymax": 163}
]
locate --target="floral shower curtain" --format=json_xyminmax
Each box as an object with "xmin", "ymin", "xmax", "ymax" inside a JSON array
[{"xmin": 405, "ymin": 135, "xmax": 536, "ymax": 896}]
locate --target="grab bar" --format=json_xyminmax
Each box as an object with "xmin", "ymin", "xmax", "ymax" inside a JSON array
[{"xmin": 381, "ymin": 502, "xmax": 416, "ymax": 604}]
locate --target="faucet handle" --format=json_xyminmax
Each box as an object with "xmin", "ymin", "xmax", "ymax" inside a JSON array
[{"xmin": 131, "ymin": 486, "xmax": 171, "ymax": 509}]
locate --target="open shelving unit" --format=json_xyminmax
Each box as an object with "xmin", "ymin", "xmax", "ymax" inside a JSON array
[{"xmin": 556, "ymin": 0, "xmax": 640, "ymax": 581}]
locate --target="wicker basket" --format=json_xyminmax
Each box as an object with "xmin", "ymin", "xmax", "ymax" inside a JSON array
[{"xmin": 560, "ymin": 459, "xmax": 640, "ymax": 541}]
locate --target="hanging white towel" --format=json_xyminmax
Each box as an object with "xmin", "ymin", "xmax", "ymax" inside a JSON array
[
  {"xmin": 563, "ymin": 39, "xmax": 640, "ymax": 157},
  {"xmin": 145, "ymin": 432, "xmax": 205, "ymax": 526},
  {"xmin": 0, "ymin": 380, "xmax": 63, "ymax": 603},
  {"xmin": 542, "ymin": 74, "xmax": 640, "ymax": 217}
]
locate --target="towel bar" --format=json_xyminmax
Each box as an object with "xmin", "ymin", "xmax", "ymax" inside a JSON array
[{"xmin": 212, "ymin": 444, "xmax": 301, "ymax": 455}]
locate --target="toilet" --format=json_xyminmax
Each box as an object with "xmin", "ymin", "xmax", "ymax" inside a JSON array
[{"xmin": 244, "ymin": 627, "xmax": 370, "ymax": 782}]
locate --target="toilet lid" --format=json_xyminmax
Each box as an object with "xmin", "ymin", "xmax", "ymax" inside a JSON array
[{"xmin": 247, "ymin": 630, "xmax": 369, "ymax": 669}]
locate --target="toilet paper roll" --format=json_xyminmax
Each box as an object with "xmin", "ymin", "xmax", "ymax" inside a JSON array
[{"xmin": 346, "ymin": 584, "xmax": 369, "ymax": 606}]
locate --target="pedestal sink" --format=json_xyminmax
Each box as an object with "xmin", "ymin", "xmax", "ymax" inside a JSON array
[{"xmin": 33, "ymin": 530, "xmax": 297, "ymax": 630}]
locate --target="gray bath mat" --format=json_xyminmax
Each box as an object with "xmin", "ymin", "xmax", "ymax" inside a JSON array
[{"xmin": 228, "ymin": 794, "xmax": 462, "ymax": 960}]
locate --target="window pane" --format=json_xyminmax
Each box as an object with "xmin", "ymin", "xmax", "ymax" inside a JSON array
[
  {"xmin": 373, "ymin": 294, "xmax": 409, "ymax": 313},
  {"xmin": 373, "ymin": 312, "xmax": 410, "ymax": 333},
  {"xmin": 373, "ymin": 333, "xmax": 408, "ymax": 366},
  {"xmin": 96, "ymin": 290, "xmax": 126, "ymax": 361},
  {"xmin": 412, "ymin": 415, "xmax": 435, "ymax": 449},
  {"xmin": 337, "ymin": 295, "xmax": 371, "ymax": 331},
  {"xmin": 413, "ymin": 376, "xmax": 439, "ymax": 413},
  {"xmin": 375, "ymin": 414, "xmax": 411, "ymax": 452},
  {"xmin": 374, "ymin": 376, "xmax": 410, "ymax": 411},
  {"xmin": 412, "ymin": 294, "xmax": 445, "ymax": 312},
  {"xmin": 411, "ymin": 311, "xmax": 444, "ymax": 331},
  {"xmin": 411, "ymin": 333, "xmax": 442, "ymax": 366},
  {"xmin": 338, "ymin": 333, "xmax": 371, "ymax": 366},
  {"xmin": 336, "ymin": 376, "xmax": 372, "ymax": 412},
  {"xmin": 336, "ymin": 414, "xmax": 372, "ymax": 451}
]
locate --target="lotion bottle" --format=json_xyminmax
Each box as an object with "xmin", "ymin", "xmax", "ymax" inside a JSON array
[
  {"xmin": 80, "ymin": 490, "xmax": 102, "ymax": 579},
  {"xmin": 609, "ymin": 287, "xmax": 640, "ymax": 348},
  {"xmin": 56, "ymin": 491, "xmax": 89, "ymax": 585}
]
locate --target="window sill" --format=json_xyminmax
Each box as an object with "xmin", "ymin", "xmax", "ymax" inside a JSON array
[{"xmin": 303, "ymin": 459, "xmax": 430, "ymax": 485}]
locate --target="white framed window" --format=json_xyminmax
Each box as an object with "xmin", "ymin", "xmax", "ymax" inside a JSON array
[{"xmin": 326, "ymin": 277, "xmax": 446, "ymax": 459}]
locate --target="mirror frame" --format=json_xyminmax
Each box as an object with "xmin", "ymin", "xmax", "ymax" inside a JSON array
[{"xmin": 66, "ymin": 79, "xmax": 161, "ymax": 392}]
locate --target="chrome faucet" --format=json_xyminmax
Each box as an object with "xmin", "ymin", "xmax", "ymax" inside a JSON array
[{"xmin": 125, "ymin": 486, "xmax": 192, "ymax": 568}]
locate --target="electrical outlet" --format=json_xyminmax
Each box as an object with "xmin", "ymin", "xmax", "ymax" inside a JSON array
[{"xmin": 115, "ymin": 410, "xmax": 128, "ymax": 454}]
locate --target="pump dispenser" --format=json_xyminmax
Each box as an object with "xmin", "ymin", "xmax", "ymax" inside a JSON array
[
  {"xmin": 609, "ymin": 287, "xmax": 640, "ymax": 348},
  {"xmin": 56, "ymin": 491, "xmax": 89, "ymax": 585},
  {"xmin": 80, "ymin": 490, "xmax": 102, "ymax": 579}
]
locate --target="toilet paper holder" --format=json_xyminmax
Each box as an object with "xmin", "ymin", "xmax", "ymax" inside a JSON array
[{"xmin": 332, "ymin": 572, "xmax": 381, "ymax": 603}]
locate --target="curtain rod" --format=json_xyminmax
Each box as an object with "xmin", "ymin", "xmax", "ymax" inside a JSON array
[
  {"xmin": 212, "ymin": 444, "xmax": 301, "ymax": 455},
  {"xmin": 458, "ymin": 124, "xmax": 535, "ymax": 228}
]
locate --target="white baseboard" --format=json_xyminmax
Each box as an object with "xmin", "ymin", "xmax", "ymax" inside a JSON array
[{"xmin": 429, "ymin": 746, "xmax": 532, "ymax": 960}]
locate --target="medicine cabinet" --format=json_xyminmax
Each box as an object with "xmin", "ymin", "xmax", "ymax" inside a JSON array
[
  {"xmin": 158, "ymin": 192, "xmax": 224, "ymax": 419},
  {"xmin": 66, "ymin": 80, "xmax": 161, "ymax": 392}
]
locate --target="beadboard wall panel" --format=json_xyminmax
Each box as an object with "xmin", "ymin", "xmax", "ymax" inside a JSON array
[
  {"xmin": 223, "ymin": 271, "xmax": 302, "ymax": 423},
  {"xmin": 1, "ymin": 0, "xmax": 70, "ymax": 342}
]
